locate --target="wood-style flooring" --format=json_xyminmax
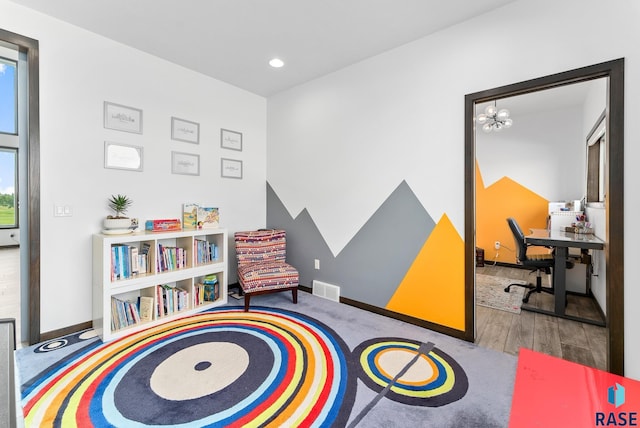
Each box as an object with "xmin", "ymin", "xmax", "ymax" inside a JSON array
[
  {"xmin": 476, "ymin": 263, "xmax": 607, "ymax": 371},
  {"xmin": 0, "ymin": 247, "xmax": 20, "ymax": 347}
]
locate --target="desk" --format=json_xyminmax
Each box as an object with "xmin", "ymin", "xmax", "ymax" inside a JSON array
[{"xmin": 524, "ymin": 228, "xmax": 605, "ymax": 325}]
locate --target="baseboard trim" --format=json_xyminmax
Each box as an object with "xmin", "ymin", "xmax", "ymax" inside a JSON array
[
  {"xmin": 339, "ymin": 296, "xmax": 467, "ymax": 341},
  {"xmin": 40, "ymin": 321, "xmax": 93, "ymax": 342}
]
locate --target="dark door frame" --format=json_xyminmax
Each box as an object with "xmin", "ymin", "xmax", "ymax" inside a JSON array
[
  {"xmin": 464, "ymin": 58, "xmax": 625, "ymax": 375},
  {"xmin": 0, "ymin": 28, "xmax": 40, "ymax": 345}
]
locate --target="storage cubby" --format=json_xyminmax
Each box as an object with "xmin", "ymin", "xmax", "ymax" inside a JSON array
[{"xmin": 93, "ymin": 228, "xmax": 228, "ymax": 341}]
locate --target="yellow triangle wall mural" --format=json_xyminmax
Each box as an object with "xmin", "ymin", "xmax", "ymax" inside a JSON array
[
  {"xmin": 386, "ymin": 213, "xmax": 465, "ymax": 331},
  {"xmin": 476, "ymin": 160, "xmax": 549, "ymax": 264}
]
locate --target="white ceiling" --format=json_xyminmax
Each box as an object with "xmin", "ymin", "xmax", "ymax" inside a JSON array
[{"xmin": 8, "ymin": 0, "xmax": 518, "ymax": 96}]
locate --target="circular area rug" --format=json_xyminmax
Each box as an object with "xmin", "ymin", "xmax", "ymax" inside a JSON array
[{"xmin": 22, "ymin": 307, "xmax": 356, "ymax": 427}]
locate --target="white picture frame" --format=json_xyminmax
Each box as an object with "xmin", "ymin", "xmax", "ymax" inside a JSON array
[
  {"xmin": 220, "ymin": 128, "xmax": 242, "ymax": 151},
  {"xmin": 221, "ymin": 158, "xmax": 243, "ymax": 179},
  {"xmin": 104, "ymin": 101, "xmax": 143, "ymax": 134},
  {"xmin": 171, "ymin": 151, "xmax": 200, "ymax": 176},
  {"xmin": 104, "ymin": 142, "xmax": 143, "ymax": 172},
  {"xmin": 171, "ymin": 117, "xmax": 200, "ymax": 144}
]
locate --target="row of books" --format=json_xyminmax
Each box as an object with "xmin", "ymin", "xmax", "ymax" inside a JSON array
[
  {"xmin": 110, "ymin": 239, "xmax": 219, "ymax": 281},
  {"xmin": 194, "ymin": 274, "xmax": 219, "ymax": 306},
  {"xmin": 111, "ymin": 277, "xmax": 218, "ymax": 331},
  {"xmin": 157, "ymin": 284, "xmax": 189, "ymax": 317},
  {"xmin": 157, "ymin": 244, "xmax": 187, "ymax": 272},
  {"xmin": 111, "ymin": 295, "xmax": 154, "ymax": 331},
  {"xmin": 110, "ymin": 243, "xmax": 151, "ymax": 281},
  {"xmin": 194, "ymin": 239, "xmax": 219, "ymax": 265}
]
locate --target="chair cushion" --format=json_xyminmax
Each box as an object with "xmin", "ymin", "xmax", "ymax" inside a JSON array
[
  {"xmin": 526, "ymin": 246, "xmax": 554, "ymax": 261},
  {"xmin": 235, "ymin": 229, "xmax": 287, "ymax": 266},
  {"xmin": 238, "ymin": 261, "xmax": 299, "ymax": 293}
]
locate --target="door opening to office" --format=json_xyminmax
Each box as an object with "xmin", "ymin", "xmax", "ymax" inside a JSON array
[{"xmin": 465, "ymin": 59, "xmax": 625, "ymax": 375}]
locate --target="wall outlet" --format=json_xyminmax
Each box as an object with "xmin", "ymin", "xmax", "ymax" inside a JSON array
[
  {"xmin": 494, "ymin": 241, "xmax": 500, "ymax": 250},
  {"xmin": 314, "ymin": 259, "xmax": 320, "ymax": 270}
]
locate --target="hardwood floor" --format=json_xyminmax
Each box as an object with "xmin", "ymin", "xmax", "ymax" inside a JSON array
[
  {"xmin": 476, "ymin": 264, "xmax": 607, "ymax": 371},
  {"xmin": 0, "ymin": 247, "xmax": 20, "ymax": 347}
]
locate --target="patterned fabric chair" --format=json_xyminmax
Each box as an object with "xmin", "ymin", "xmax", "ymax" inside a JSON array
[{"xmin": 234, "ymin": 229, "xmax": 299, "ymax": 311}]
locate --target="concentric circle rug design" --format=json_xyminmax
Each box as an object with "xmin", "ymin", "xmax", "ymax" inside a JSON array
[
  {"xmin": 353, "ymin": 338, "xmax": 468, "ymax": 406},
  {"xmin": 22, "ymin": 307, "xmax": 356, "ymax": 427}
]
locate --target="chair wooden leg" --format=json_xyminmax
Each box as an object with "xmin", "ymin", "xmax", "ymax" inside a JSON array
[
  {"xmin": 292, "ymin": 288, "xmax": 298, "ymax": 304},
  {"xmin": 244, "ymin": 294, "xmax": 250, "ymax": 312}
]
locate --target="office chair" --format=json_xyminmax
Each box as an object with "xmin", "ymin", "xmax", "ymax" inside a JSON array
[{"xmin": 504, "ymin": 217, "xmax": 555, "ymax": 303}]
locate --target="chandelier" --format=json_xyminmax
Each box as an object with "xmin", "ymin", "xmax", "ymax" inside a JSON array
[{"xmin": 477, "ymin": 101, "xmax": 513, "ymax": 132}]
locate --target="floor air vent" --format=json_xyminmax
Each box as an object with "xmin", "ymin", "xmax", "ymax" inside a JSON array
[{"xmin": 312, "ymin": 280, "xmax": 340, "ymax": 302}]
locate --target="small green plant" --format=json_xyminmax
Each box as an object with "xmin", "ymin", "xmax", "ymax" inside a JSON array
[{"xmin": 107, "ymin": 194, "xmax": 132, "ymax": 218}]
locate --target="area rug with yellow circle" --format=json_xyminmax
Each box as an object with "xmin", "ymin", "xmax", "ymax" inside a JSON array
[{"xmin": 16, "ymin": 294, "xmax": 517, "ymax": 427}]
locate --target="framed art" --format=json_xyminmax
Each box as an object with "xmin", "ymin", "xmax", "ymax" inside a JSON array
[
  {"xmin": 220, "ymin": 128, "xmax": 242, "ymax": 151},
  {"xmin": 172, "ymin": 151, "xmax": 200, "ymax": 176},
  {"xmin": 104, "ymin": 142, "xmax": 143, "ymax": 171},
  {"xmin": 171, "ymin": 117, "xmax": 200, "ymax": 144},
  {"xmin": 221, "ymin": 158, "xmax": 243, "ymax": 179},
  {"xmin": 104, "ymin": 101, "xmax": 143, "ymax": 134}
]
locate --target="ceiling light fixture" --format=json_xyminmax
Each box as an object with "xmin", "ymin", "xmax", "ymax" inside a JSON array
[
  {"xmin": 476, "ymin": 101, "xmax": 513, "ymax": 132},
  {"xmin": 269, "ymin": 58, "xmax": 284, "ymax": 68}
]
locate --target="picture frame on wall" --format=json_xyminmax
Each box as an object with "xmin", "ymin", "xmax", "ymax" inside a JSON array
[
  {"xmin": 104, "ymin": 101, "xmax": 143, "ymax": 134},
  {"xmin": 171, "ymin": 151, "xmax": 200, "ymax": 176},
  {"xmin": 171, "ymin": 117, "xmax": 200, "ymax": 144},
  {"xmin": 104, "ymin": 141, "xmax": 143, "ymax": 171},
  {"xmin": 220, "ymin": 128, "xmax": 242, "ymax": 151},
  {"xmin": 221, "ymin": 158, "xmax": 243, "ymax": 179}
]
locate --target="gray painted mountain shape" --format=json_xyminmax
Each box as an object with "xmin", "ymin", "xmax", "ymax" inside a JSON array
[{"xmin": 267, "ymin": 180, "xmax": 436, "ymax": 307}]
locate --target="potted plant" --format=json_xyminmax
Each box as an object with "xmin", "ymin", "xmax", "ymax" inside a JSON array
[{"xmin": 103, "ymin": 194, "xmax": 134, "ymax": 231}]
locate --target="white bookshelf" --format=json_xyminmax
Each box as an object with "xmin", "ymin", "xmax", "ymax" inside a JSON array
[{"xmin": 92, "ymin": 228, "xmax": 228, "ymax": 342}]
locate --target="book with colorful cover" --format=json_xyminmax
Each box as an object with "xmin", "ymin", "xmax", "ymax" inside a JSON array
[
  {"xmin": 202, "ymin": 274, "xmax": 219, "ymax": 301},
  {"xmin": 183, "ymin": 203, "xmax": 198, "ymax": 229},
  {"xmin": 197, "ymin": 206, "xmax": 219, "ymax": 229}
]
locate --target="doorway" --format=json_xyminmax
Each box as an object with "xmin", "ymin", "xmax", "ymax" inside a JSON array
[
  {"xmin": 464, "ymin": 59, "xmax": 625, "ymax": 375},
  {"xmin": 0, "ymin": 28, "xmax": 40, "ymax": 346}
]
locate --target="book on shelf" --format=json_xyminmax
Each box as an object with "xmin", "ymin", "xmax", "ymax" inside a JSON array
[
  {"xmin": 145, "ymin": 218, "xmax": 182, "ymax": 232},
  {"xmin": 156, "ymin": 243, "xmax": 187, "ymax": 272},
  {"xmin": 183, "ymin": 203, "xmax": 198, "ymax": 229},
  {"xmin": 197, "ymin": 206, "xmax": 219, "ymax": 229},
  {"xmin": 138, "ymin": 296, "xmax": 154, "ymax": 322},
  {"xmin": 198, "ymin": 274, "xmax": 219, "ymax": 302},
  {"xmin": 156, "ymin": 284, "xmax": 190, "ymax": 316},
  {"xmin": 110, "ymin": 244, "xmax": 150, "ymax": 281},
  {"xmin": 111, "ymin": 296, "xmax": 141, "ymax": 331},
  {"xmin": 194, "ymin": 239, "xmax": 219, "ymax": 264}
]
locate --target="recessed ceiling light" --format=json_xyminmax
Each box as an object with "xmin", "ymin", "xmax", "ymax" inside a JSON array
[{"xmin": 269, "ymin": 58, "xmax": 284, "ymax": 68}]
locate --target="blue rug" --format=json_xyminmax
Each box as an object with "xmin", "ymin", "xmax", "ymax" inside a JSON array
[{"xmin": 16, "ymin": 293, "xmax": 517, "ymax": 427}]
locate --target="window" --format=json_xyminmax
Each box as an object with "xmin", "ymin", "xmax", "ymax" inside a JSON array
[
  {"xmin": 0, "ymin": 148, "xmax": 17, "ymax": 227},
  {"xmin": 586, "ymin": 113, "xmax": 606, "ymax": 204},
  {"xmin": 0, "ymin": 57, "xmax": 17, "ymax": 135},
  {"xmin": 0, "ymin": 51, "xmax": 18, "ymax": 229}
]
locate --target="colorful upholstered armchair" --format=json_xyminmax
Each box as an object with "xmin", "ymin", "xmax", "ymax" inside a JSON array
[{"xmin": 234, "ymin": 229, "xmax": 299, "ymax": 311}]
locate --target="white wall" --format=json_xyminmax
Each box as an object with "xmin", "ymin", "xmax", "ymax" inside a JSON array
[
  {"xmin": 268, "ymin": 0, "xmax": 640, "ymax": 378},
  {"xmin": 0, "ymin": 1, "xmax": 267, "ymax": 335},
  {"xmin": 476, "ymin": 105, "xmax": 585, "ymax": 202}
]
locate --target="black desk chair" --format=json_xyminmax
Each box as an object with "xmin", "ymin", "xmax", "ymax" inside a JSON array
[{"xmin": 504, "ymin": 217, "xmax": 555, "ymax": 303}]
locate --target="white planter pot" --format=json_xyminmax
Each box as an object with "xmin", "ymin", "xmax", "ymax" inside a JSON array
[{"xmin": 103, "ymin": 217, "xmax": 132, "ymax": 230}]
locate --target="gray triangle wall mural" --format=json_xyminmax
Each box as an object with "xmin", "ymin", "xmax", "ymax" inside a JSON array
[{"xmin": 266, "ymin": 180, "xmax": 436, "ymax": 308}]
